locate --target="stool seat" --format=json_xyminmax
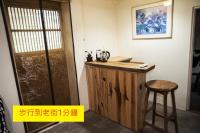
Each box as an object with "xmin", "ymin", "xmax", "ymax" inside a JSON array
[{"xmin": 145, "ymin": 80, "xmax": 178, "ymax": 92}]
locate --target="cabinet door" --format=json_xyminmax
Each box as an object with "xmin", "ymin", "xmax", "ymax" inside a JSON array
[
  {"xmin": 86, "ymin": 66, "xmax": 100, "ymax": 112},
  {"xmin": 98, "ymin": 67, "xmax": 119, "ymax": 118},
  {"xmin": 96, "ymin": 68, "xmax": 108, "ymax": 117},
  {"xmin": 137, "ymin": 73, "xmax": 146, "ymax": 130},
  {"xmin": 118, "ymin": 71, "xmax": 137, "ymax": 129},
  {"xmin": 105, "ymin": 68, "xmax": 119, "ymax": 121},
  {"xmin": 99, "ymin": 68, "xmax": 138, "ymax": 129}
]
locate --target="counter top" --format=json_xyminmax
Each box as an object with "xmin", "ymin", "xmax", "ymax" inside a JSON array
[
  {"xmin": 85, "ymin": 61, "xmax": 155, "ymax": 73},
  {"xmin": 108, "ymin": 56, "xmax": 132, "ymax": 62}
]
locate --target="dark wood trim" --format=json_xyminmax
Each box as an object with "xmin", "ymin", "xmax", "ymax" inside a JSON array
[
  {"xmin": 14, "ymin": 48, "xmax": 64, "ymax": 55},
  {"xmin": 60, "ymin": 2, "xmax": 80, "ymax": 105},
  {"xmin": 6, "ymin": 0, "xmax": 60, "ymax": 10},
  {"xmin": 39, "ymin": 0, "xmax": 55, "ymax": 105},
  {"xmin": 152, "ymin": 92, "xmax": 157, "ymax": 125},
  {"xmin": 11, "ymin": 29, "xmax": 61, "ymax": 32},
  {"xmin": 171, "ymin": 91, "xmax": 179, "ymax": 133},
  {"xmin": 69, "ymin": 1, "xmax": 80, "ymax": 105}
]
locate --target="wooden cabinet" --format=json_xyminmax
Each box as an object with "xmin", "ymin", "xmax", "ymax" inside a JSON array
[{"xmin": 86, "ymin": 65, "xmax": 148, "ymax": 132}]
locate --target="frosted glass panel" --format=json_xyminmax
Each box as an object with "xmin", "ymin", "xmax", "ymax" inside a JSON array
[{"xmin": 8, "ymin": 7, "xmax": 62, "ymax": 53}]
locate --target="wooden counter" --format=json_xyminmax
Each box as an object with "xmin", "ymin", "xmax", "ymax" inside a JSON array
[
  {"xmin": 85, "ymin": 61, "xmax": 155, "ymax": 132},
  {"xmin": 108, "ymin": 56, "xmax": 132, "ymax": 62},
  {"xmin": 86, "ymin": 61, "xmax": 155, "ymax": 73}
]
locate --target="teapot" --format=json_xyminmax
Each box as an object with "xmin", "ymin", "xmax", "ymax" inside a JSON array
[
  {"xmin": 96, "ymin": 50, "xmax": 110, "ymax": 62},
  {"xmin": 85, "ymin": 51, "xmax": 93, "ymax": 62}
]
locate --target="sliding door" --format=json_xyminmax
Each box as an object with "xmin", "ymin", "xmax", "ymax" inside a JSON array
[
  {"xmin": 7, "ymin": 0, "xmax": 55, "ymax": 105},
  {"xmin": 41, "ymin": 1, "xmax": 71, "ymax": 105},
  {"xmin": 2, "ymin": 0, "xmax": 79, "ymax": 132},
  {"xmin": 6, "ymin": 1, "xmax": 54, "ymax": 132}
]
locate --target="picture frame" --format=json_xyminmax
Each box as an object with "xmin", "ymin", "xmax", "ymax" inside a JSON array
[{"xmin": 132, "ymin": 0, "xmax": 173, "ymax": 39}]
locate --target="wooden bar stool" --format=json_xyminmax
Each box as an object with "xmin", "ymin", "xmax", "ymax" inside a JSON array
[{"xmin": 143, "ymin": 80, "xmax": 179, "ymax": 133}]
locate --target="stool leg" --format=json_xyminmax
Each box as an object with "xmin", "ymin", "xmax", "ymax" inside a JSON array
[
  {"xmin": 163, "ymin": 92, "xmax": 168, "ymax": 133},
  {"xmin": 171, "ymin": 91, "xmax": 179, "ymax": 133},
  {"xmin": 143, "ymin": 89, "xmax": 150, "ymax": 129},
  {"xmin": 152, "ymin": 92, "xmax": 157, "ymax": 125}
]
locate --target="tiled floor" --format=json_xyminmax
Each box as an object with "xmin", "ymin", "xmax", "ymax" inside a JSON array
[{"xmin": 42, "ymin": 105, "xmax": 200, "ymax": 133}]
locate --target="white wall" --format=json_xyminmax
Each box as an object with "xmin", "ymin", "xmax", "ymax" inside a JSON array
[
  {"xmin": 116, "ymin": 0, "xmax": 200, "ymax": 110},
  {"xmin": 0, "ymin": 9, "xmax": 25, "ymax": 133},
  {"xmin": 70, "ymin": 0, "xmax": 119, "ymax": 111},
  {"xmin": 0, "ymin": 1, "xmax": 119, "ymax": 132},
  {"xmin": 1, "ymin": 1, "xmax": 200, "ymax": 132},
  {"xmin": 71, "ymin": 0, "xmax": 200, "ymax": 111}
]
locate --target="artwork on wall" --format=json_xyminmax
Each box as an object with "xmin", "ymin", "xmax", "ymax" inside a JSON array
[{"xmin": 132, "ymin": 0, "xmax": 173, "ymax": 39}]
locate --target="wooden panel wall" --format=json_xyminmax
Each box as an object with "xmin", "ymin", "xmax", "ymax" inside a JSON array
[{"xmin": 86, "ymin": 65, "xmax": 146, "ymax": 132}]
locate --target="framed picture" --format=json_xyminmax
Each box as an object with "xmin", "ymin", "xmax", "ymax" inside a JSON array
[{"xmin": 132, "ymin": 1, "xmax": 173, "ymax": 39}]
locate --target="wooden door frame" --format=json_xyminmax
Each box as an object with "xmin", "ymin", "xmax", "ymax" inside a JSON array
[
  {"xmin": 0, "ymin": 0, "xmax": 57, "ymax": 132},
  {"xmin": 0, "ymin": 0, "xmax": 28, "ymax": 132},
  {"xmin": 0, "ymin": 0, "xmax": 80, "ymax": 132},
  {"xmin": 187, "ymin": 6, "xmax": 200, "ymax": 111}
]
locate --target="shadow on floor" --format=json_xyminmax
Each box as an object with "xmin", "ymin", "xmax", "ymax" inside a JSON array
[
  {"xmin": 41, "ymin": 105, "xmax": 200, "ymax": 133},
  {"xmin": 190, "ymin": 91, "xmax": 200, "ymax": 113}
]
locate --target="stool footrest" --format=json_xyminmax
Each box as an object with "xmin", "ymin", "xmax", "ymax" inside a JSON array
[
  {"xmin": 155, "ymin": 112, "xmax": 175, "ymax": 121},
  {"xmin": 144, "ymin": 121, "xmax": 164, "ymax": 132}
]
